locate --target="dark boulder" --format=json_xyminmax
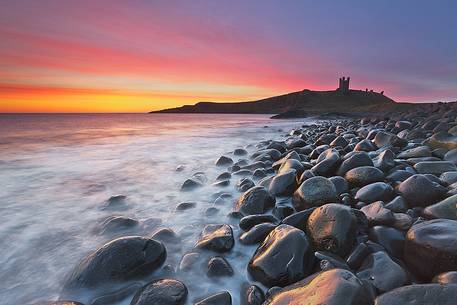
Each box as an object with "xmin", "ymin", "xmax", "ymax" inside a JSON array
[
  {"xmin": 216, "ymin": 156, "xmax": 233, "ymax": 166},
  {"xmin": 357, "ymin": 251, "xmax": 408, "ymax": 293},
  {"xmin": 306, "ymin": 204, "xmax": 357, "ymax": 257},
  {"xmin": 397, "ymin": 174, "xmax": 447, "ymax": 207},
  {"xmin": 194, "ymin": 291, "xmax": 232, "ymax": 305},
  {"xmin": 354, "ymin": 182, "xmax": 394, "ymax": 203},
  {"xmin": 368, "ymin": 226, "xmax": 405, "ymax": 259},
  {"xmin": 63, "ymin": 236, "xmax": 166, "ymax": 290},
  {"xmin": 248, "ymin": 224, "xmax": 314, "ymax": 287},
  {"xmin": 414, "ymin": 161, "xmax": 457, "ymax": 175},
  {"xmin": 207, "ymin": 256, "xmax": 234, "ymax": 277},
  {"xmin": 329, "ymin": 176, "xmax": 349, "ymax": 195},
  {"xmin": 404, "ymin": 219, "xmax": 457, "ymax": 280},
  {"xmin": 269, "ymin": 170, "xmax": 297, "ymax": 196},
  {"xmin": 130, "ymin": 279, "xmax": 187, "ymax": 305},
  {"xmin": 337, "ymin": 152, "xmax": 373, "ymax": 176},
  {"xmin": 292, "ymin": 176, "xmax": 337, "ymax": 211},
  {"xmin": 240, "ymin": 284, "xmax": 265, "ymax": 305},
  {"xmin": 240, "ymin": 223, "xmax": 276, "ymax": 245},
  {"xmin": 235, "ymin": 186, "xmax": 275, "ymax": 216},
  {"xmin": 239, "ymin": 214, "xmax": 278, "ymax": 231},
  {"xmin": 281, "ymin": 208, "xmax": 316, "ymax": 231},
  {"xmin": 360, "ymin": 201, "xmax": 395, "ymax": 226},
  {"xmin": 345, "ymin": 166, "xmax": 384, "ymax": 187},
  {"xmin": 424, "ymin": 131, "xmax": 457, "ymax": 150},
  {"xmin": 422, "ymin": 194, "xmax": 457, "ymax": 220},
  {"xmin": 374, "ymin": 284, "xmax": 457, "ymax": 305},
  {"xmin": 263, "ymin": 268, "xmax": 372, "ymax": 305},
  {"xmin": 195, "ymin": 224, "xmax": 234, "ymax": 252}
]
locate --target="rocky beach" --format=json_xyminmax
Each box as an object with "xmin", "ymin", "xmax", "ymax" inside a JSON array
[{"xmin": 29, "ymin": 101, "xmax": 457, "ymax": 305}]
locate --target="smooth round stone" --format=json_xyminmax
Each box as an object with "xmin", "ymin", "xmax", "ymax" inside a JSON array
[
  {"xmin": 432, "ymin": 271, "xmax": 457, "ymax": 284},
  {"xmin": 424, "ymin": 131, "xmax": 457, "ymax": 150},
  {"xmin": 207, "ymin": 256, "xmax": 234, "ymax": 277},
  {"xmin": 240, "ymin": 223, "xmax": 277, "ymax": 245},
  {"xmin": 292, "ymin": 176, "xmax": 338, "ymax": 211},
  {"xmin": 98, "ymin": 216, "xmax": 139, "ymax": 234},
  {"xmin": 176, "ymin": 201, "xmax": 197, "ymax": 211},
  {"xmin": 368, "ymin": 226, "xmax": 405, "ymax": 259},
  {"xmin": 281, "ymin": 208, "xmax": 316, "ymax": 231},
  {"xmin": 307, "ymin": 204, "xmax": 357, "ymax": 257},
  {"xmin": 354, "ymin": 182, "xmax": 394, "ymax": 203},
  {"xmin": 329, "ymin": 176, "xmax": 349, "ymax": 195},
  {"xmin": 373, "ymin": 150, "xmax": 395, "ymax": 172},
  {"xmin": 311, "ymin": 149, "xmax": 341, "ymax": 177},
  {"xmin": 239, "ymin": 214, "xmax": 278, "ymax": 231},
  {"xmin": 356, "ymin": 251, "xmax": 408, "ymax": 293},
  {"xmin": 440, "ymin": 171, "xmax": 457, "ymax": 185},
  {"xmin": 248, "ymin": 224, "xmax": 315, "ymax": 287},
  {"xmin": 216, "ymin": 156, "xmax": 233, "ymax": 166},
  {"xmin": 63, "ymin": 237, "xmax": 166, "ymax": 290},
  {"xmin": 195, "ymin": 224, "xmax": 234, "ymax": 252},
  {"xmin": 404, "ymin": 219, "xmax": 457, "ymax": 280},
  {"xmin": 278, "ymin": 159, "xmax": 304, "ymax": 176},
  {"xmin": 346, "ymin": 243, "xmax": 370, "ymax": 270},
  {"xmin": 345, "ymin": 166, "xmax": 384, "ymax": 187},
  {"xmin": 360, "ymin": 201, "xmax": 395, "ymax": 226},
  {"xmin": 386, "ymin": 170, "xmax": 413, "ymax": 182},
  {"xmin": 263, "ymin": 269, "xmax": 372, "ymax": 305},
  {"xmin": 374, "ymin": 284, "xmax": 457, "ymax": 305},
  {"xmin": 131, "ymin": 279, "xmax": 187, "ymax": 305},
  {"xmin": 151, "ymin": 227, "xmax": 179, "ymax": 243},
  {"xmin": 397, "ymin": 146, "xmax": 431, "ymax": 159},
  {"xmin": 234, "ymin": 148, "xmax": 248, "ymax": 156},
  {"xmin": 414, "ymin": 161, "xmax": 457, "ymax": 175},
  {"xmin": 102, "ymin": 195, "xmax": 128, "ymax": 210},
  {"xmin": 397, "ymin": 175, "xmax": 447, "ymax": 207},
  {"xmin": 272, "ymin": 205, "xmax": 294, "ymax": 220},
  {"xmin": 337, "ymin": 152, "xmax": 373, "ymax": 175},
  {"xmin": 422, "ymin": 194, "xmax": 457, "ymax": 220},
  {"xmin": 240, "ymin": 284, "xmax": 265, "ymax": 305},
  {"xmin": 269, "ymin": 170, "xmax": 298, "ymax": 196},
  {"xmin": 384, "ymin": 196, "xmax": 408, "ymax": 213},
  {"xmin": 178, "ymin": 252, "xmax": 201, "ymax": 272},
  {"xmin": 235, "ymin": 186, "xmax": 276, "ymax": 216},
  {"xmin": 194, "ymin": 291, "xmax": 232, "ymax": 305}
]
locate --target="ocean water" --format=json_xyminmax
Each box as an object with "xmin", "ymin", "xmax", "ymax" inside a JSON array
[{"xmin": 0, "ymin": 113, "xmax": 307, "ymax": 305}]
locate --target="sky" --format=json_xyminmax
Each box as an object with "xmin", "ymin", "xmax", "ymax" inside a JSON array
[{"xmin": 1, "ymin": 0, "xmax": 457, "ymax": 112}]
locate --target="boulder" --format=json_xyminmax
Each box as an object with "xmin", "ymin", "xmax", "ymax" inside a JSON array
[
  {"xmin": 337, "ymin": 152, "xmax": 374, "ymax": 176},
  {"xmin": 424, "ymin": 131, "xmax": 457, "ymax": 150},
  {"xmin": 235, "ymin": 186, "xmax": 275, "ymax": 215},
  {"xmin": 311, "ymin": 149, "xmax": 341, "ymax": 177},
  {"xmin": 207, "ymin": 256, "xmax": 234, "ymax": 277},
  {"xmin": 292, "ymin": 176, "xmax": 338, "ymax": 211},
  {"xmin": 216, "ymin": 156, "xmax": 233, "ymax": 166},
  {"xmin": 269, "ymin": 170, "xmax": 297, "ymax": 196},
  {"xmin": 360, "ymin": 201, "xmax": 395, "ymax": 226},
  {"xmin": 240, "ymin": 284, "xmax": 265, "ymax": 305},
  {"xmin": 374, "ymin": 284, "xmax": 457, "ymax": 305},
  {"xmin": 248, "ymin": 224, "xmax": 314, "ymax": 287},
  {"xmin": 307, "ymin": 204, "xmax": 357, "ymax": 257},
  {"xmin": 263, "ymin": 268, "xmax": 372, "ymax": 305},
  {"xmin": 194, "ymin": 291, "xmax": 232, "ymax": 305},
  {"xmin": 240, "ymin": 223, "xmax": 277, "ymax": 245},
  {"xmin": 422, "ymin": 194, "xmax": 457, "ymax": 220},
  {"xmin": 354, "ymin": 182, "xmax": 394, "ymax": 203},
  {"xmin": 397, "ymin": 146, "xmax": 431, "ymax": 159},
  {"xmin": 130, "ymin": 279, "xmax": 187, "ymax": 305},
  {"xmin": 357, "ymin": 251, "xmax": 408, "ymax": 293},
  {"xmin": 414, "ymin": 161, "xmax": 457, "ymax": 175},
  {"xmin": 63, "ymin": 236, "xmax": 166, "ymax": 290},
  {"xmin": 239, "ymin": 214, "xmax": 278, "ymax": 231},
  {"xmin": 368, "ymin": 226, "xmax": 405, "ymax": 259},
  {"xmin": 281, "ymin": 208, "xmax": 316, "ymax": 231},
  {"xmin": 345, "ymin": 166, "xmax": 384, "ymax": 187},
  {"xmin": 195, "ymin": 224, "xmax": 234, "ymax": 252},
  {"xmin": 404, "ymin": 219, "xmax": 457, "ymax": 279},
  {"xmin": 397, "ymin": 175, "xmax": 447, "ymax": 207},
  {"xmin": 329, "ymin": 176, "xmax": 349, "ymax": 195},
  {"xmin": 373, "ymin": 150, "xmax": 395, "ymax": 172}
]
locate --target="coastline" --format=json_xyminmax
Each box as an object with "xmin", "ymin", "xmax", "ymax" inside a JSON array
[{"xmin": 52, "ymin": 102, "xmax": 457, "ymax": 304}]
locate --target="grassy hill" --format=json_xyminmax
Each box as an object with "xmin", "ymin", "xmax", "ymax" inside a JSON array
[{"xmin": 151, "ymin": 89, "xmax": 416, "ymax": 117}]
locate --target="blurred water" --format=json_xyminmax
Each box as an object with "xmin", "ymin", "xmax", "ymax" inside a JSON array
[{"xmin": 0, "ymin": 113, "xmax": 307, "ymax": 305}]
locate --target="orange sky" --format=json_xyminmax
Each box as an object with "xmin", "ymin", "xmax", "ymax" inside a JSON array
[{"xmin": 1, "ymin": 1, "xmax": 456, "ymax": 112}]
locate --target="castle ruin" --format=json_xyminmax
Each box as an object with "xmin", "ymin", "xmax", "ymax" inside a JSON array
[{"xmin": 338, "ymin": 76, "xmax": 350, "ymax": 94}]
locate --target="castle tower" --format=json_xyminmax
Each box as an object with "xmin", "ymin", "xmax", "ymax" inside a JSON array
[{"xmin": 338, "ymin": 76, "xmax": 350, "ymax": 94}]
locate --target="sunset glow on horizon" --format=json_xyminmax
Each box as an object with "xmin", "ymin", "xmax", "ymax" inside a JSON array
[{"xmin": 1, "ymin": 0, "xmax": 457, "ymax": 112}]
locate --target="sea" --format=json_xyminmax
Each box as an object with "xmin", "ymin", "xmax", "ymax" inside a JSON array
[{"xmin": 0, "ymin": 113, "xmax": 308, "ymax": 305}]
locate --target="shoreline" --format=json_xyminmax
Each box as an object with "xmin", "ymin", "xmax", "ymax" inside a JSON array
[{"xmin": 36, "ymin": 103, "xmax": 457, "ymax": 304}]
